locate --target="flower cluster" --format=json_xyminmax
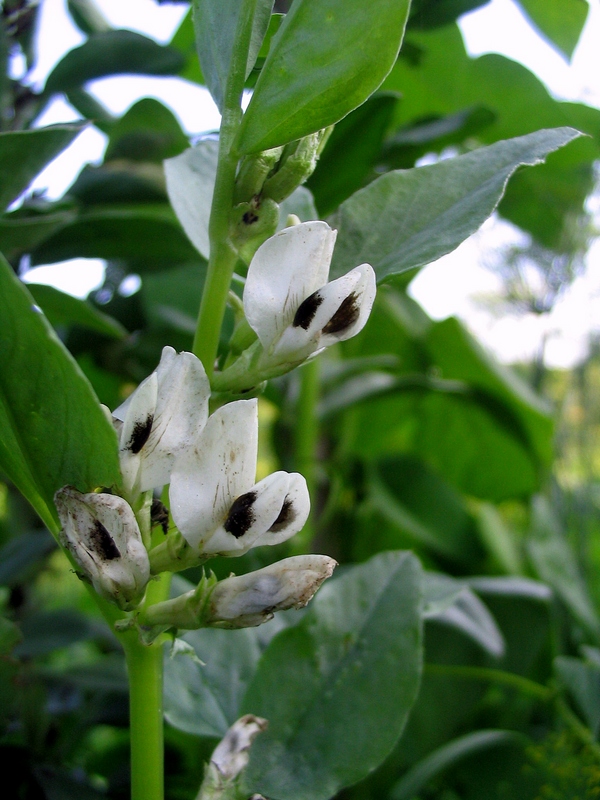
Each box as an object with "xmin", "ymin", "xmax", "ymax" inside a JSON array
[{"xmin": 54, "ymin": 219, "xmax": 376, "ymax": 636}]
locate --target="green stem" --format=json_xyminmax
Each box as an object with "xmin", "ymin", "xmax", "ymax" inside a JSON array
[
  {"xmin": 291, "ymin": 359, "xmax": 320, "ymax": 553},
  {"xmin": 119, "ymin": 570, "xmax": 172, "ymax": 800},
  {"xmin": 192, "ymin": 0, "xmax": 258, "ymax": 376},
  {"xmin": 424, "ymin": 663, "xmax": 553, "ymax": 702},
  {"xmin": 122, "ymin": 632, "xmax": 165, "ymax": 800}
]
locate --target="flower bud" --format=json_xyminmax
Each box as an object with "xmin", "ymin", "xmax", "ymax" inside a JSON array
[
  {"xmin": 55, "ymin": 486, "xmax": 150, "ymax": 611},
  {"xmin": 197, "ymin": 715, "xmax": 268, "ymax": 800},
  {"xmin": 207, "ymin": 555, "xmax": 336, "ymax": 628}
]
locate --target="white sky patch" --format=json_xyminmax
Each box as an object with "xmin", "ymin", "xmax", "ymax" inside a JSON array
[
  {"xmin": 88, "ymin": 75, "xmax": 221, "ymax": 133},
  {"xmin": 22, "ymin": 259, "xmax": 106, "ymax": 298}
]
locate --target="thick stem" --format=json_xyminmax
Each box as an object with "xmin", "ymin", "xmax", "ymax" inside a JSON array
[
  {"xmin": 192, "ymin": 0, "xmax": 258, "ymax": 376},
  {"xmin": 122, "ymin": 633, "xmax": 165, "ymax": 800},
  {"xmin": 120, "ymin": 570, "xmax": 172, "ymax": 800}
]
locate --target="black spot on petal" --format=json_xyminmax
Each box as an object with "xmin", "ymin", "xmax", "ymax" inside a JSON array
[
  {"xmin": 90, "ymin": 520, "xmax": 121, "ymax": 560},
  {"xmin": 127, "ymin": 414, "xmax": 154, "ymax": 454},
  {"xmin": 269, "ymin": 497, "xmax": 296, "ymax": 533},
  {"xmin": 243, "ymin": 211, "xmax": 259, "ymax": 224},
  {"xmin": 224, "ymin": 491, "xmax": 257, "ymax": 538},
  {"xmin": 322, "ymin": 292, "xmax": 360, "ymax": 336},
  {"xmin": 293, "ymin": 291, "xmax": 324, "ymax": 330}
]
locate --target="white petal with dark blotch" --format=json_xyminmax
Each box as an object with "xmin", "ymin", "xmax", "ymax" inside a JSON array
[
  {"xmin": 114, "ymin": 347, "xmax": 210, "ymax": 495},
  {"xmin": 254, "ymin": 472, "xmax": 310, "ymax": 547},
  {"xmin": 319, "ymin": 263, "xmax": 376, "ymax": 346},
  {"xmin": 169, "ymin": 400, "xmax": 258, "ymax": 552},
  {"xmin": 137, "ymin": 348, "xmax": 210, "ymax": 492},
  {"xmin": 202, "ymin": 471, "xmax": 293, "ymax": 556},
  {"xmin": 243, "ymin": 221, "xmax": 336, "ymax": 353},
  {"xmin": 118, "ymin": 372, "xmax": 158, "ymax": 495},
  {"xmin": 55, "ymin": 487, "xmax": 149, "ymax": 611}
]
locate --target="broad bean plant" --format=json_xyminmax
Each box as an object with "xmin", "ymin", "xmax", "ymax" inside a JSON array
[{"xmin": 2, "ymin": 1, "xmax": 600, "ymax": 800}]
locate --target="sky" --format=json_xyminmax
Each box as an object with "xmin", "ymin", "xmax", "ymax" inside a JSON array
[{"xmin": 16, "ymin": 0, "xmax": 600, "ymax": 370}]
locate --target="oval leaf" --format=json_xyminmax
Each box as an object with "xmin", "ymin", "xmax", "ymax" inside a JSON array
[
  {"xmin": 192, "ymin": 0, "xmax": 274, "ymax": 111},
  {"xmin": 237, "ymin": 0, "xmax": 411, "ymax": 154},
  {"xmin": 26, "ymin": 284, "xmax": 126, "ymax": 339},
  {"xmin": 0, "ymin": 125, "xmax": 84, "ymax": 211},
  {"xmin": 0, "ymin": 254, "xmax": 120, "ymax": 531},
  {"xmin": 329, "ymin": 127, "xmax": 582, "ymax": 281},
  {"xmin": 242, "ymin": 550, "xmax": 423, "ymax": 800},
  {"xmin": 391, "ymin": 729, "xmax": 524, "ymax": 800},
  {"xmin": 44, "ymin": 30, "xmax": 185, "ymax": 95},
  {"xmin": 164, "ymin": 626, "xmax": 263, "ymax": 738}
]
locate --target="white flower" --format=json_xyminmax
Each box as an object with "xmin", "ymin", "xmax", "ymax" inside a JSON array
[
  {"xmin": 55, "ymin": 486, "xmax": 150, "ymax": 611},
  {"xmin": 112, "ymin": 346, "xmax": 210, "ymax": 497},
  {"xmin": 243, "ymin": 221, "xmax": 376, "ymax": 367},
  {"xmin": 169, "ymin": 399, "xmax": 310, "ymax": 558},
  {"xmin": 209, "ymin": 715, "xmax": 268, "ymax": 782},
  {"xmin": 207, "ymin": 555, "xmax": 337, "ymax": 628}
]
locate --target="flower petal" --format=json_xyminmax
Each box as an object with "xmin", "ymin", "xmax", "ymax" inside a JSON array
[
  {"xmin": 169, "ymin": 399, "xmax": 258, "ymax": 552},
  {"xmin": 55, "ymin": 487, "xmax": 149, "ymax": 610},
  {"xmin": 202, "ymin": 471, "xmax": 300, "ymax": 556},
  {"xmin": 114, "ymin": 347, "xmax": 210, "ymax": 494},
  {"xmin": 320, "ymin": 263, "xmax": 376, "ymax": 346},
  {"xmin": 254, "ymin": 472, "xmax": 310, "ymax": 547},
  {"xmin": 270, "ymin": 264, "xmax": 376, "ymax": 363},
  {"xmin": 244, "ymin": 221, "xmax": 336, "ymax": 352},
  {"xmin": 118, "ymin": 372, "xmax": 158, "ymax": 495},
  {"xmin": 138, "ymin": 348, "xmax": 210, "ymax": 492}
]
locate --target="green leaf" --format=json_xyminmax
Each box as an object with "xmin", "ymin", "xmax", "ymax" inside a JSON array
[
  {"xmin": 407, "ymin": 0, "xmax": 489, "ymax": 30},
  {"xmin": 66, "ymin": 164, "xmax": 166, "ymax": 206},
  {"xmin": 0, "ymin": 254, "xmax": 120, "ymax": 531},
  {"xmin": 14, "ymin": 609, "xmax": 98, "ymax": 658},
  {"xmin": 29, "ymin": 205, "xmax": 199, "ymax": 271},
  {"xmin": 104, "ymin": 98, "xmax": 189, "ymax": 164},
  {"xmin": 516, "ymin": 0, "xmax": 588, "ymax": 60},
  {"xmin": 347, "ymin": 387, "xmax": 540, "ymax": 502},
  {"xmin": 192, "ymin": 0, "xmax": 274, "ymax": 111},
  {"xmin": 169, "ymin": 9, "xmax": 205, "ymax": 86},
  {"xmin": 369, "ymin": 455, "xmax": 482, "ymax": 566},
  {"xmin": 0, "ymin": 615, "xmax": 22, "ymax": 656},
  {"xmin": 424, "ymin": 573, "xmax": 505, "ymax": 658},
  {"xmin": 528, "ymin": 496, "xmax": 600, "ymax": 641},
  {"xmin": 382, "ymin": 25, "xmax": 600, "ymax": 250},
  {"xmin": 164, "ymin": 626, "xmax": 263, "ymax": 738},
  {"xmin": 307, "ymin": 91, "xmax": 400, "ymax": 216},
  {"xmin": 26, "ymin": 284, "xmax": 127, "ymax": 339},
  {"xmin": 0, "ymin": 210, "xmax": 76, "ymax": 260},
  {"xmin": 242, "ymin": 551, "xmax": 423, "ymax": 800},
  {"xmin": 44, "ymin": 30, "xmax": 186, "ymax": 95},
  {"xmin": 471, "ymin": 502, "xmax": 524, "ymax": 575},
  {"xmin": 390, "ymin": 729, "xmax": 524, "ymax": 800},
  {"xmin": 554, "ymin": 656, "xmax": 600, "ymax": 737},
  {"xmin": 467, "ymin": 576, "xmax": 552, "ymax": 603},
  {"xmin": 329, "ymin": 127, "xmax": 581, "ymax": 282},
  {"xmin": 0, "ymin": 531, "xmax": 56, "ymax": 586},
  {"xmin": 424, "ymin": 317, "xmax": 554, "ymax": 473},
  {"xmin": 237, "ymin": 0, "xmax": 412, "ymax": 154},
  {"xmin": 0, "ymin": 125, "xmax": 85, "ymax": 211},
  {"xmin": 141, "ymin": 260, "xmax": 207, "ymax": 335}
]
